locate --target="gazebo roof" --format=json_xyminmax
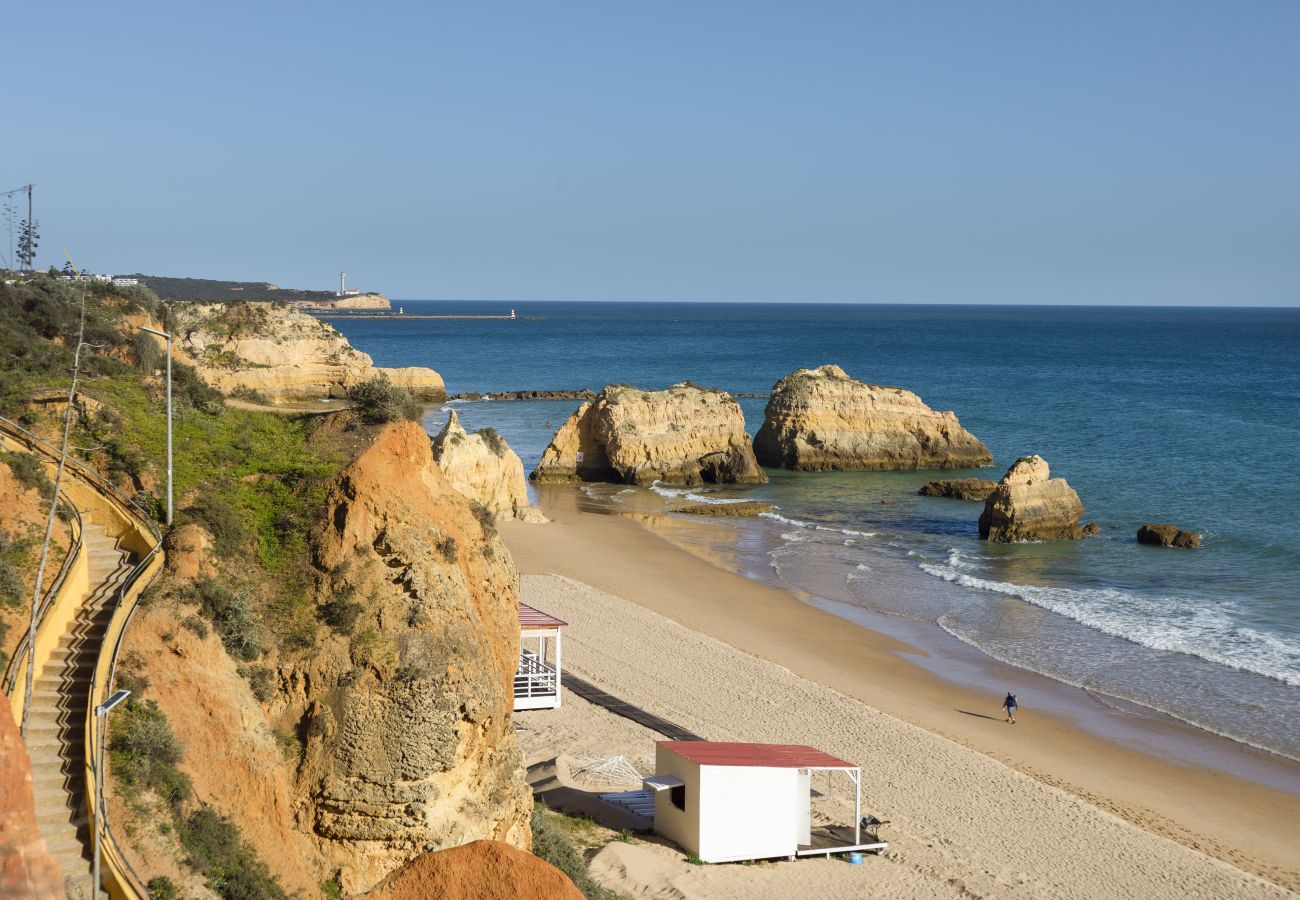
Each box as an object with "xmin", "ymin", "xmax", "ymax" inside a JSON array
[
  {"xmin": 518, "ymin": 602, "xmax": 567, "ymax": 630},
  {"xmin": 659, "ymin": 741, "xmax": 856, "ymax": 769}
]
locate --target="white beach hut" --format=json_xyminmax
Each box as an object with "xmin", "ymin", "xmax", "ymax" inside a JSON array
[
  {"xmin": 643, "ymin": 741, "xmax": 886, "ymax": 863},
  {"xmin": 514, "ymin": 602, "xmax": 566, "ymax": 711}
]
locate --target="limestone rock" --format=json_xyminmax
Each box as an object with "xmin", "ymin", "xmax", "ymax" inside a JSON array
[
  {"xmin": 918, "ymin": 478, "xmax": 998, "ymax": 501},
  {"xmin": 1137, "ymin": 524, "xmax": 1200, "ymax": 549},
  {"xmin": 432, "ymin": 411, "xmax": 546, "ymax": 523},
  {"xmin": 979, "ymin": 456, "xmax": 1085, "ymax": 542},
  {"xmin": 361, "ymin": 840, "xmax": 583, "ymax": 900},
  {"xmin": 753, "ymin": 365, "xmax": 991, "ymax": 471},
  {"xmin": 302, "ymin": 422, "xmax": 532, "ymax": 891},
  {"xmin": 672, "ymin": 501, "xmax": 773, "ymax": 517},
  {"xmin": 0, "ymin": 701, "xmax": 64, "ymax": 899},
  {"xmin": 531, "ymin": 383, "xmax": 767, "ymax": 486},
  {"xmin": 168, "ymin": 302, "xmax": 445, "ymax": 402}
]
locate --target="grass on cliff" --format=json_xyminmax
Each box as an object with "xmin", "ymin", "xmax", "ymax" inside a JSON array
[
  {"xmin": 111, "ymin": 680, "xmax": 288, "ymax": 899},
  {"xmin": 531, "ymin": 804, "xmax": 626, "ymax": 900}
]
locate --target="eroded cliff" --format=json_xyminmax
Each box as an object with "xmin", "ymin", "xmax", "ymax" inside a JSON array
[
  {"xmin": 169, "ymin": 302, "xmax": 445, "ymax": 402},
  {"xmin": 432, "ymin": 411, "xmax": 545, "ymax": 522},
  {"xmin": 531, "ymin": 383, "xmax": 767, "ymax": 486},
  {"xmin": 753, "ymin": 365, "xmax": 991, "ymax": 471},
  {"xmin": 979, "ymin": 455, "xmax": 1085, "ymax": 542}
]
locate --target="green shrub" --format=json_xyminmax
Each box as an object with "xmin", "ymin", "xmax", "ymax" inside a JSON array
[
  {"xmin": 239, "ymin": 665, "xmax": 275, "ymax": 702},
  {"xmin": 529, "ymin": 804, "xmax": 622, "ymax": 900},
  {"xmin": 472, "ymin": 502, "xmax": 497, "ymax": 538},
  {"xmin": 320, "ymin": 595, "xmax": 364, "ymax": 635},
  {"xmin": 193, "ymin": 578, "xmax": 265, "ymax": 661},
  {"xmin": 478, "ymin": 427, "xmax": 506, "ymax": 455},
  {"xmin": 348, "ymin": 375, "xmax": 422, "ymax": 424},
  {"xmin": 146, "ymin": 875, "xmax": 178, "ymax": 900},
  {"xmin": 179, "ymin": 807, "xmax": 287, "ymax": 900},
  {"xmin": 0, "ymin": 450, "xmax": 53, "ymax": 497},
  {"xmin": 110, "ymin": 699, "xmax": 191, "ymax": 808},
  {"xmin": 185, "ymin": 495, "xmax": 247, "ymax": 557}
]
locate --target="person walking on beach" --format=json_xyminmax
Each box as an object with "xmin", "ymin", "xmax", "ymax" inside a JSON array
[{"xmin": 1003, "ymin": 691, "xmax": 1019, "ymax": 724}]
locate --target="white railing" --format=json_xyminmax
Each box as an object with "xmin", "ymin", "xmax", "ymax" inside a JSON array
[{"xmin": 514, "ymin": 649, "xmax": 557, "ymax": 699}]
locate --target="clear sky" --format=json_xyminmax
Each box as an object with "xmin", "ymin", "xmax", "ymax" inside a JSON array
[{"xmin": 5, "ymin": 1, "xmax": 1298, "ymax": 304}]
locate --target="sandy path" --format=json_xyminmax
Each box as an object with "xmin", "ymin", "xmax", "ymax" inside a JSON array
[{"xmin": 517, "ymin": 573, "xmax": 1294, "ymax": 900}]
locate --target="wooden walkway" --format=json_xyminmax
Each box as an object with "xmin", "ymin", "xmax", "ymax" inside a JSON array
[{"xmin": 564, "ymin": 674, "xmax": 705, "ymax": 742}]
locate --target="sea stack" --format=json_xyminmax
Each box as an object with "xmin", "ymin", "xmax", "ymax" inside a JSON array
[
  {"xmin": 918, "ymin": 478, "xmax": 999, "ymax": 501},
  {"xmin": 753, "ymin": 365, "xmax": 991, "ymax": 471},
  {"xmin": 432, "ymin": 411, "xmax": 546, "ymax": 522},
  {"xmin": 979, "ymin": 455, "xmax": 1085, "ymax": 542},
  {"xmin": 530, "ymin": 383, "xmax": 767, "ymax": 486},
  {"xmin": 1137, "ymin": 524, "xmax": 1201, "ymax": 549}
]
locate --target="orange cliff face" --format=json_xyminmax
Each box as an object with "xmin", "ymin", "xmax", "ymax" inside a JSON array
[
  {"xmin": 300, "ymin": 420, "xmax": 531, "ymax": 892},
  {"xmin": 0, "ymin": 702, "xmax": 65, "ymax": 899},
  {"xmin": 361, "ymin": 840, "xmax": 584, "ymax": 900},
  {"xmin": 116, "ymin": 421, "xmax": 532, "ymax": 896}
]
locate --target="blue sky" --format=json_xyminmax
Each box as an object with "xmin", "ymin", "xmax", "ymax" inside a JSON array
[{"xmin": 5, "ymin": 2, "xmax": 1298, "ymax": 304}]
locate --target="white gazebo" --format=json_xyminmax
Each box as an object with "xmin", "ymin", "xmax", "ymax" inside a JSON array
[
  {"xmin": 642, "ymin": 741, "xmax": 887, "ymax": 863},
  {"xmin": 514, "ymin": 602, "xmax": 566, "ymax": 711}
]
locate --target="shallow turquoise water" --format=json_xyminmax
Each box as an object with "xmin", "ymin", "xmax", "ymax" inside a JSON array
[{"xmin": 333, "ymin": 300, "xmax": 1300, "ymax": 758}]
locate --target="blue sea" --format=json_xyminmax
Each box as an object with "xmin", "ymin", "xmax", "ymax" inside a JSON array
[{"xmin": 332, "ymin": 301, "xmax": 1300, "ymax": 761}]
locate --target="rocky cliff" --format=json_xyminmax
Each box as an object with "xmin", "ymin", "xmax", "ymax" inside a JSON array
[
  {"xmin": 919, "ymin": 478, "xmax": 998, "ymax": 501},
  {"xmin": 432, "ymin": 411, "xmax": 545, "ymax": 523},
  {"xmin": 305, "ymin": 293, "xmax": 391, "ymax": 311},
  {"xmin": 979, "ymin": 456, "xmax": 1085, "ymax": 542},
  {"xmin": 1137, "ymin": 523, "xmax": 1201, "ymax": 549},
  {"xmin": 753, "ymin": 365, "xmax": 991, "ymax": 471},
  {"xmin": 531, "ymin": 383, "xmax": 767, "ymax": 486},
  {"xmin": 299, "ymin": 421, "xmax": 531, "ymax": 890},
  {"xmin": 169, "ymin": 302, "xmax": 444, "ymax": 402}
]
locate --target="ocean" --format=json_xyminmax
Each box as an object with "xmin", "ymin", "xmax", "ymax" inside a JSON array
[{"xmin": 331, "ymin": 300, "xmax": 1300, "ymax": 761}]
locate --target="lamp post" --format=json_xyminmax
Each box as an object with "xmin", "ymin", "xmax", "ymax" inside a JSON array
[
  {"xmin": 140, "ymin": 326, "xmax": 172, "ymax": 525},
  {"xmin": 92, "ymin": 688, "xmax": 131, "ymax": 895}
]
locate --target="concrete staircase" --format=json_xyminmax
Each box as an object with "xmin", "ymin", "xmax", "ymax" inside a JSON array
[{"xmin": 25, "ymin": 520, "xmax": 132, "ymax": 900}]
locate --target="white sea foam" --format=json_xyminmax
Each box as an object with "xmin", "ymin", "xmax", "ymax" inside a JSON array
[
  {"xmin": 921, "ymin": 552, "xmax": 1300, "ymax": 688},
  {"xmin": 760, "ymin": 511, "xmax": 813, "ymax": 528}
]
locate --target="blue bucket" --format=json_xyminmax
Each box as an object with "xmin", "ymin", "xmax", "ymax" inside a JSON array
[{"xmin": 847, "ymin": 851, "xmax": 863, "ymax": 865}]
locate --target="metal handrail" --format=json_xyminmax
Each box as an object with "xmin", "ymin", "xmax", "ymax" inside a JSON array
[
  {"xmin": 0, "ymin": 492, "xmax": 82, "ymax": 696},
  {"xmin": 0, "ymin": 413, "xmax": 159, "ymax": 898}
]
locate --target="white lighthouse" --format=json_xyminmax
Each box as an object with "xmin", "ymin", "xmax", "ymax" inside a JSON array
[{"xmin": 338, "ymin": 271, "xmax": 346, "ymax": 297}]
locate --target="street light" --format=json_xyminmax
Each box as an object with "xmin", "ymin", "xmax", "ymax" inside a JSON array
[
  {"xmin": 140, "ymin": 326, "xmax": 172, "ymax": 525},
  {"xmin": 92, "ymin": 688, "xmax": 131, "ymax": 896}
]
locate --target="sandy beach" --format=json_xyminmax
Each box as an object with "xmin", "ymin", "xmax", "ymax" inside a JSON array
[{"xmin": 502, "ymin": 493, "xmax": 1300, "ymax": 898}]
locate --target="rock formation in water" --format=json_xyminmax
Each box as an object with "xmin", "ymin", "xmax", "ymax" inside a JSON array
[
  {"xmin": 432, "ymin": 411, "xmax": 545, "ymax": 523},
  {"xmin": 361, "ymin": 840, "xmax": 584, "ymax": 900},
  {"xmin": 672, "ymin": 500, "xmax": 773, "ymax": 517},
  {"xmin": 979, "ymin": 455, "xmax": 1085, "ymax": 542},
  {"xmin": 297, "ymin": 422, "xmax": 532, "ymax": 889},
  {"xmin": 918, "ymin": 478, "xmax": 998, "ymax": 501},
  {"xmin": 530, "ymin": 383, "xmax": 767, "ymax": 486},
  {"xmin": 1137, "ymin": 523, "xmax": 1200, "ymax": 549},
  {"xmin": 0, "ymin": 701, "xmax": 64, "ymax": 899},
  {"xmin": 753, "ymin": 365, "xmax": 991, "ymax": 471},
  {"xmin": 168, "ymin": 302, "xmax": 445, "ymax": 402}
]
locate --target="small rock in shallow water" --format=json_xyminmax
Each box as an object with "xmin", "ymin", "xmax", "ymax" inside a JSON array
[{"xmin": 1136, "ymin": 523, "xmax": 1200, "ymax": 549}]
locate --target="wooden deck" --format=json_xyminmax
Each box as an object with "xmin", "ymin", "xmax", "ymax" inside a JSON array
[{"xmin": 797, "ymin": 824, "xmax": 888, "ymax": 857}]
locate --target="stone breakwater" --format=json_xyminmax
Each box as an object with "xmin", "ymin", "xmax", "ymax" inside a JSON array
[
  {"xmin": 531, "ymin": 383, "xmax": 767, "ymax": 486},
  {"xmin": 753, "ymin": 365, "xmax": 991, "ymax": 471}
]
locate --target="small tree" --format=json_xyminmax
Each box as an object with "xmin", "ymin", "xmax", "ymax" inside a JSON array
[
  {"xmin": 349, "ymin": 375, "xmax": 422, "ymax": 424},
  {"xmin": 16, "ymin": 218, "xmax": 38, "ymax": 271}
]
